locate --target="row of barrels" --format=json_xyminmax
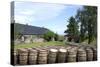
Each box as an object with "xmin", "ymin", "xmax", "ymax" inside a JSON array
[{"xmin": 11, "ymin": 46, "xmax": 97, "ymax": 65}]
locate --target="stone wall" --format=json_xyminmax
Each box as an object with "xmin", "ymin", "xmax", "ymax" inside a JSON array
[
  {"xmin": 14, "ymin": 35, "xmax": 44, "ymax": 44},
  {"xmin": 33, "ymin": 38, "xmax": 44, "ymax": 42}
]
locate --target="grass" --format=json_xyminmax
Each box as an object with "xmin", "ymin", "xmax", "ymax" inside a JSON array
[
  {"xmin": 14, "ymin": 41, "xmax": 65, "ymax": 49},
  {"xmin": 81, "ymin": 39, "xmax": 97, "ymax": 46},
  {"xmin": 14, "ymin": 39, "xmax": 97, "ymax": 49}
]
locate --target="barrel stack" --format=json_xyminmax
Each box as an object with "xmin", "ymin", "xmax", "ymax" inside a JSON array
[
  {"xmin": 11, "ymin": 49, "xmax": 18, "ymax": 65},
  {"xmin": 57, "ymin": 49, "xmax": 67, "ymax": 63},
  {"xmin": 66, "ymin": 46, "xmax": 72, "ymax": 50},
  {"xmin": 92, "ymin": 47, "xmax": 97, "ymax": 61},
  {"xmin": 48, "ymin": 49, "xmax": 58, "ymax": 64},
  {"xmin": 27, "ymin": 48, "xmax": 38, "ymax": 64},
  {"xmin": 67, "ymin": 48, "xmax": 77, "ymax": 62},
  {"xmin": 85, "ymin": 47, "xmax": 93, "ymax": 61},
  {"xmin": 37, "ymin": 49, "xmax": 48, "ymax": 64},
  {"xmin": 12, "ymin": 45, "xmax": 97, "ymax": 65},
  {"xmin": 18, "ymin": 48, "xmax": 28, "ymax": 65},
  {"xmin": 77, "ymin": 48, "xmax": 87, "ymax": 62}
]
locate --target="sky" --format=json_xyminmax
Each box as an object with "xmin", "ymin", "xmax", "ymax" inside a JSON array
[{"xmin": 14, "ymin": 1, "xmax": 83, "ymax": 35}]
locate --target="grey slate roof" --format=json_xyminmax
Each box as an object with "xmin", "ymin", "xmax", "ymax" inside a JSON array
[{"xmin": 13, "ymin": 23, "xmax": 49, "ymax": 35}]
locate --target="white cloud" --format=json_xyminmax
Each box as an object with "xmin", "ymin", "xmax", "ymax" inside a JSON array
[
  {"xmin": 15, "ymin": 2, "xmax": 67, "ymax": 24},
  {"xmin": 14, "ymin": 2, "xmax": 82, "ymax": 35},
  {"xmin": 19, "ymin": 10, "xmax": 35, "ymax": 15},
  {"xmin": 15, "ymin": 15, "xmax": 35, "ymax": 25},
  {"xmin": 46, "ymin": 22, "xmax": 68, "ymax": 35}
]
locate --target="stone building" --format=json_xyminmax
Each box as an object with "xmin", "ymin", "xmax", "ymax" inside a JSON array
[
  {"xmin": 64, "ymin": 35, "xmax": 80, "ymax": 43},
  {"xmin": 12, "ymin": 23, "xmax": 49, "ymax": 44}
]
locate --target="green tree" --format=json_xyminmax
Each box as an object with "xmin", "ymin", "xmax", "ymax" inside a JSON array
[
  {"xmin": 76, "ymin": 6, "xmax": 97, "ymax": 44},
  {"xmin": 54, "ymin": 33, "xmax": 59, "ymax": 41},
  {"xmin": 64, "ymin": 16, "xmax": 79, "ymax": 42},
  {"xmin": 76, "ymin": 9, "xmax": 88, "ymax": 42},
  {"xmin": 84, "ymin": 6, "xmax": 97, "ymax": 44},
  {"xmin": 43, "ymin": 31, "xmax": 55, "ymax": 41}
]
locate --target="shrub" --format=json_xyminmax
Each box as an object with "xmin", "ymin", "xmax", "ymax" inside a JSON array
[
  {"xmin": 43, "ymin": 31, "xmax": 55, "ymax": 41},
  {"xmin": 54, "ymin": 33, "xmax": 59, "ymax": 41}
]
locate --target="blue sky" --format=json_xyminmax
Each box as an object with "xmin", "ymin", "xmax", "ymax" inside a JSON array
[{"xmin": 15, "ymin": 2, "xmax": 83, "ymax": 35}]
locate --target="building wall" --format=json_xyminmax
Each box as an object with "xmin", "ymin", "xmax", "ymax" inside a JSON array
[{"xmin": 14, "ymin": 34, "xmax": 45, "ymax": 44}]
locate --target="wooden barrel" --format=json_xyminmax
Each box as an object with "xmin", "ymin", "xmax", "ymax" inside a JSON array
[
  {"xmin": 92, "ymin": 47, "xmax": 97, "ymax": 61},
  {"xmin": 85, "ymin": 48, "xmax": 93, "ymax": 61},
  {"xmin": 77, "ymin": 48, "xmax": 86, "ymax": 62},
  {"xmin": 67, "ymin": 49, "xmax": 77, "ymax": 62},
  {"xmin": 11, "ymin": 49, "xmax": 18, "ymax": 65},
  {"xmin": 66, "ymin": 46, "xmax": 72, "ymax": 50},
  {"xmin": 28, "ymin": 48, "xmax": 38, "ymax": 64},
  {"xmin": 57, "ymin": 49, "xmax": 67, "ymax": 63},
  {"xmin": 18, "ymin": 48, "xmax": 28, "ymax": 65},
  {"xmin": 48, "ymin": 49, "xmax": 58, "ymax": 64},
  {"xmin": 37, "ymin": 49, "xmax": 48, "ymax": 64}
]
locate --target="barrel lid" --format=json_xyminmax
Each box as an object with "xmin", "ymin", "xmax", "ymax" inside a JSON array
[
  {"xmin": 29, "ymin": 49, "xmax": 37, "ymax": 52},
  {"xmin": 18, "ymin": 48, "xmax": 28, "ymax": 52},
  {"xmin": 66, "ymin": 46, "xmax": 72, "ymax": 50},
  {"xmin": 50, "ymin": 49, "xmax": 58, "ymax": 52},
  {"xmin": 27, "ymin": 48, "xmax": 33, "ymax": 50},
  {"xmin": 39, "ymin": 49, "xmax": 47, "ymax": 52},
  {"xmin": 59, "ymin": 49, "xmax": 67, "ymax": 52},
  {"xmin": 93, "ymin": 47, "xmax": 97, "ymax": 50},
  {"xmin": 78, "ymin": 48, "xmax": 85, "ymax": 52},
  {"xmin": 86, "ymin": 48, "xmax": 91, "ymax": 50}
]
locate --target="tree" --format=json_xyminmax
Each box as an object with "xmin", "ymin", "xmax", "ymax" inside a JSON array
[
  {"xmin": 54, "ymin": 33, "xmax": 59, "ymax": 41},
  {"xmin": 64, "ymin": 16, "xmax": 79, "ymax": 42},
  {"xmin": 43, "ymin": 31, "xmax": 55, "ymax": 41},
  {"xmin": 76, "ymin": 6, "xmax": 97, "ymax": 44},
  {"xmin": 76, "ymin": 9, "xmax": 88, "ymax": 42}
]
